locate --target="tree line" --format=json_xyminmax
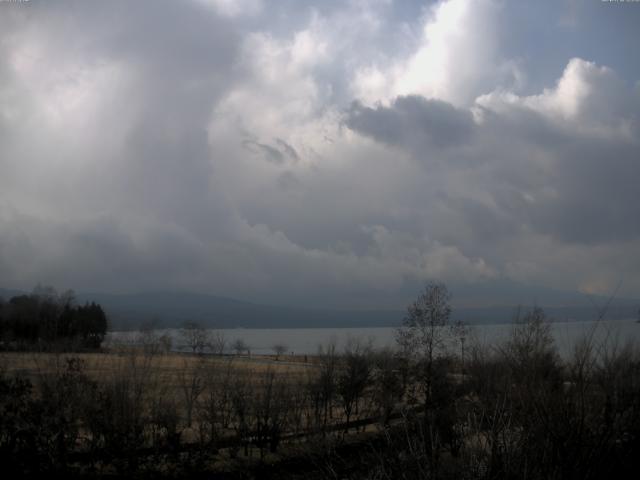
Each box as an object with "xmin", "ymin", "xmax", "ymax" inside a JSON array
[{"xmin": 0, "ymin": 286, "xmax": 107, "ymax": 349}]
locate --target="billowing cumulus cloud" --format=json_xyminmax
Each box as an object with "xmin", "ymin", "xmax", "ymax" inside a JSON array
[
  {"xmin": 1, "ymin": 0, "xmax": 639, "ymax": 308},
  {"xmin": 351, "ymin": 0, "xmax": 521, "ymax": 107}
]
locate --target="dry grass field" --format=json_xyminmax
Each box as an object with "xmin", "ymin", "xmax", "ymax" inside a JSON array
[
  {"xmin": 0, "ymin": 349, "xmax": 330, "ymax": 454},
  {"xmin": 0, "ymin": 351, "xmax": 317, "ymax": 423},
  {"xmin": 0, "ymin": 350, "xmax": 314, "ymax": 379}
]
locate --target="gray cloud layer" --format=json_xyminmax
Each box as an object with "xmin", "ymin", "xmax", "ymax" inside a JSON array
[
  {"xmin": 1, "ymin": 0, "xmax": 639, "ymax": 308},
  {"xmin": 346, "ymin": 96, "xmax": 474, "ymax": 150}
]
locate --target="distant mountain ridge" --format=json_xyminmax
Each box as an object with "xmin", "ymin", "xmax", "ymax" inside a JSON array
[
  {"xmin": 2, "ymin": 287, "xmax": 638, "ymax": 330},
  {"xmin": 77, "ymin": 291, "xmax": 403, "ymax": 330}
]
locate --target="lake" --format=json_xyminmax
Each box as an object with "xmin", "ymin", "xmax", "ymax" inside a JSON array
[{"xmin": 106, "ymin": 318, "xmax": 640, "ymax": 358}]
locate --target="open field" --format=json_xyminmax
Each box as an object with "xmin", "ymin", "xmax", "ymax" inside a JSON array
[
  {"xmin": 0, "ymin": 351, "xmax": 314, "ymax": 380},
  {"xmin": 0, "ymin": 347, "xmax": 396, "ymax": 477}
]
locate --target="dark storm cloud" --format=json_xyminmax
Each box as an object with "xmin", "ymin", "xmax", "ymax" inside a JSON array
[
  {"xmin": 465, "ymin": 122, "xmax": 640, "ymax": 247},
  {"xmin": 518, "ymin": 139, "xmax": 640, "ymax": 244},
  {"xmin": 438, "ymin": 195, "xmax": 517, "ymax": 246},
  {"xmin": 0, "ymin": 210, "xmax": 208, "ymax": 292},
  {"xmin": 345, "ymin": 96, "xmax": 474, "ymax": 151},
  {"xmin": 0, "ymin": 0, "xmax": 242, "ymax": 289}
]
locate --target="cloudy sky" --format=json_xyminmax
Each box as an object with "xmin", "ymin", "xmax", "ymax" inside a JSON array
[{"xmin": 1, "ymin": 0, "xmax": 639, "ymax": 309}]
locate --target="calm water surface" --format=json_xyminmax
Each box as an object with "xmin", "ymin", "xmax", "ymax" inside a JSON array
[{"xmin": 107, "ymin": 319, "xmax": 640, "ymax": 357}]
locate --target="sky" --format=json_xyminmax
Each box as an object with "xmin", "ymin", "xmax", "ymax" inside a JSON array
[{"xmin": 1, "ymin": 0, "xmax": 639, "ymax": 309}]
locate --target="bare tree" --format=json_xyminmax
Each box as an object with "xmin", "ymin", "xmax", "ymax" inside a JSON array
[
  {"xmin": 229, "ymin": 370, "xmax": 253, "ymax": 457},
  {"xmin": 395, "ymin": 282, "xmax": 456, "ymax": 474},
  {"xmin": 148, "ymin": 393, "xmax": 181, "ymax": 450},
  {"xmin": 232, "ymin": 338, "xmax": 249, "ymax": 356},
  {"xmin": 451, "ymin": 320, "xmax": 470, "ymax": 374},
  {"xmin": 83, "ymin": 349, "xmax": 157, "ymax": 473},
  {"xmin": 502, "ymin": 306, "xmax": 558, "ymax": 385},
  {"xmin": 252, "ymin": 369, "xmax": 290, "ymax": 457},
  {"xmin": 137, "ymin": 320, "xmax": 162, "ymax": 355},
  {"xmin": 199, "ymin": 357, "xmax": 236, "ymax": 445},
  {"xmin": 158, "ymin": 333, "xmax": 173, "ymax": 354},
  {"xmin": 177, "ymin": 357, "xmax": 206, "ymax": 428},
  {"xmin": 316, "ymin": 342, "xmax": 338, "ymax": 431},
  {"xmin": 338, "ymin": 339, "xmax": 372, "ymax": 432},
  {"xmin": 272, "ymin": 343, "xmax": 288, "ymax": 360},
  {"xmin": 210, "ymin": 330, "xmax": 226, "ymax": 355},
  {"xmin": 396, "ymin": 282, "xmax": 452, "ymax": 401},
  {"xmin": 372, "ymin": 348, "xmax": 403, "ymax": 425},
  {"xmin": 180, "ymin": 321, "xmax": 211, "ymax": 354}
]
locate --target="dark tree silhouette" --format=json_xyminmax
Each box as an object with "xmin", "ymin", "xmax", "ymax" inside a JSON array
[{"xmin": 0, "ymin": 287, "xmax": 107, "ymax": 349}]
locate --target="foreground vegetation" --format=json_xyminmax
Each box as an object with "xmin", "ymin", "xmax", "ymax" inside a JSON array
[{"xmin": 1, "ymin": 283, "xmax": 640, "ymax": 478}]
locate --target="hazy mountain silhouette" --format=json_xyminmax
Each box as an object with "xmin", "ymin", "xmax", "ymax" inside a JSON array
[{"xmin": 2, "ymin": 287, "xmax": 638, "ymax": 330}]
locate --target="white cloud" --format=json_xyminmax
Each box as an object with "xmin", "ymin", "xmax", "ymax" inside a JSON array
[
  {"xmin": 195, "ymin": 0, "xmax": 263, "ymax": 17},
  {"xmin": 352, "ymin": 0, "xmax": 521, "ymax": 107},
  {"xmin": 476, "ymin": 58, "xmax": 638, "ymax": 138}
]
